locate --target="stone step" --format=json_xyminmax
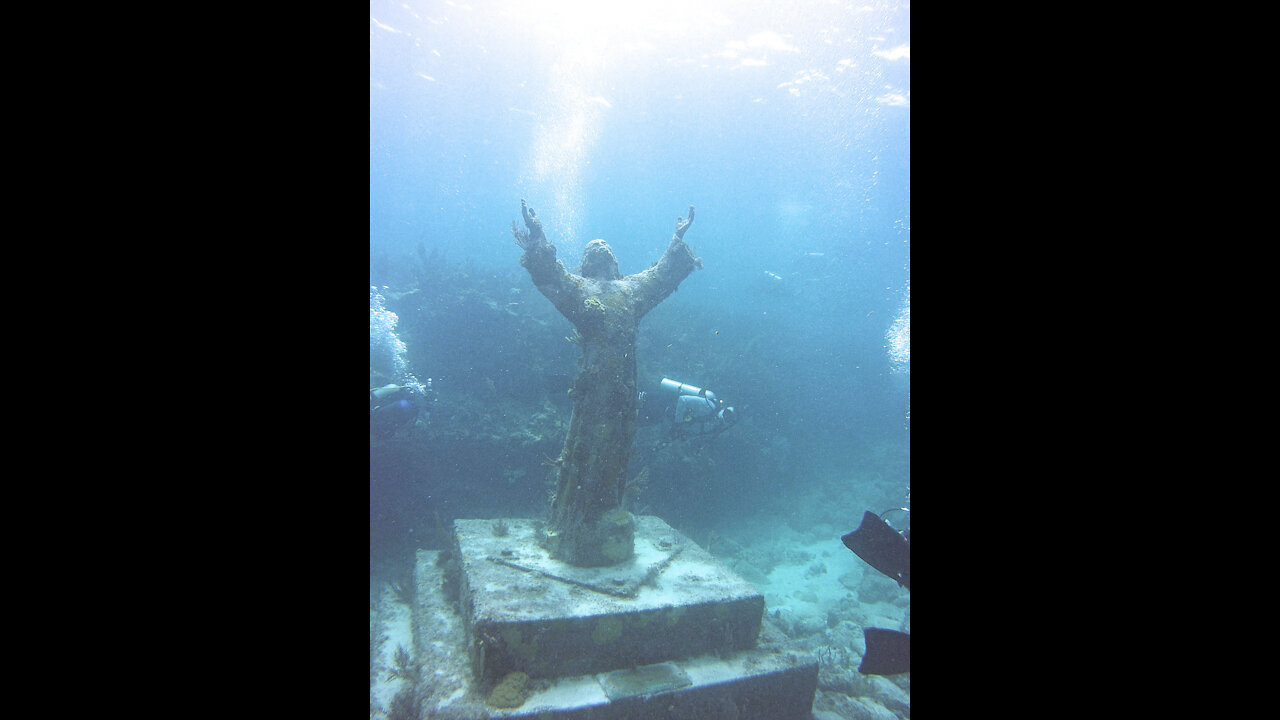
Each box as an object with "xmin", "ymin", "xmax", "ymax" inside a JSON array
[{"xmin": 480, "ymin": 638, "xmax": 818, "ymax": 719}]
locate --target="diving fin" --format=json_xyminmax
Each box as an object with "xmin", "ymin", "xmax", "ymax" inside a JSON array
[
  {"xmin": 841, "ymin": 510, "xmax": 910, "ymax": 589},
  {"xmin": 859, "ymin": 627, "xmax": 910, "ymax": 675}
]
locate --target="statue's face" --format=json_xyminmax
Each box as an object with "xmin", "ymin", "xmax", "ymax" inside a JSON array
[{"xmin": 579, "ymin": 239, "xmax": 621, "ymax": 280}]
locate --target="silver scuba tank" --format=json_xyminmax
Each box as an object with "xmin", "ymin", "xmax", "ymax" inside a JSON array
[{"xmin": 659, "ymin": 378, "xmax": 716, "ymax": 402}]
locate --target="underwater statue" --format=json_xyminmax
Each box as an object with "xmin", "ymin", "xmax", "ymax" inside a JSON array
[{"xmin": 512, "ymin": 199, "xmax": 702, "ymax": 566}]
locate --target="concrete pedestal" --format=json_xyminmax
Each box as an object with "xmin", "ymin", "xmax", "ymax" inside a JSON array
[
  {"xmin": 453, "ymin": 515, "xmax": 765, "ymax": 682},
  {"xmin": 410, "ymin": 515, "xmax": 818, "ymax": 719}
]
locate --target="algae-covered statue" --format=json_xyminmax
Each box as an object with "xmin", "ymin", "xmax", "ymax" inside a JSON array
[{"xmin": 512, "ymin": 199, "xmax": 702, "ymax": 566}]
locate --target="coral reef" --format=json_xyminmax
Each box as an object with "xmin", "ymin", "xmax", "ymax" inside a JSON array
[
  {"xmin": 485, "ymin": 671, "xmax": 530, "ymax": 709},
  {"xmin": 387, "ymin": 579, "xmax": 413, "ymax": 606},
  {"xmin": 384, "ymin": 644, "xmax": 421, "ymax": 684},
  {"xmin": 369, "ymin": 604, "xmax": 386, "ymax": 689},
  {"xmin": 386, "ymin": 686, "xmax": 421, "ymax": 720}
]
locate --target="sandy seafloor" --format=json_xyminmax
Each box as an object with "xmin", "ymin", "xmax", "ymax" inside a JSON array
[{"xmin": 370, "ymin": 515, "xmax": 909, "ymax": 720}]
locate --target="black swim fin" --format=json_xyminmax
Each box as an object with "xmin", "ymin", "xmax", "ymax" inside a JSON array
[
  {"xmin": 859, "ymin": 627, "xmax": 910, "ymax": 675},
  {"xmin": 841, "ymin": 510, "xmax": 910, "ymax": 589}
]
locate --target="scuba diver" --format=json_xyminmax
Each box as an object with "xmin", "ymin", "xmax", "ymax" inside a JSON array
[
  {"xmin": 841, "ymin": 501, "xmax": 910, "ymax": 675},
  {"xmin": 637, "ymin": 378, "xmax": 738, "ymax": 445},
  {"xmin": 370, "ymin": 380, "xmax": 431, "ymax": 438}
]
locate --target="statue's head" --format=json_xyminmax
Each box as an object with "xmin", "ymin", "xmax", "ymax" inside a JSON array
[{"xmin": 579, "ymin": 239, "xmax": 621, "ymax": 280}]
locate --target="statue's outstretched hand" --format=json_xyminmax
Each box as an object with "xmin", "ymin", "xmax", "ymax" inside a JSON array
[
  {"xmin": 521, "ymin": 199, "xmax": 542, "ymax": 232},
  {"xmin": 675, "ymin": 205, "xmax": 695, "ymax": 240},
  {"xmin": 513, "ymin": 199, "xmax": 545, "ymax": 249}
]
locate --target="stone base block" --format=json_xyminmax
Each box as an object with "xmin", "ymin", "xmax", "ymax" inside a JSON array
[{"xmin": 452, "ymin": 515, "xmax": 765, "ymax": 681}]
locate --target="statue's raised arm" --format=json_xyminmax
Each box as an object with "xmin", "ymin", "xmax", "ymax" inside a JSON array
[
  {"xmin": 626, "ymin": 205, "xmax": 703, "ymax": 319},
  {"xmin": 512, "ymin": 199, "xmax": 586, "ymax": 321}
]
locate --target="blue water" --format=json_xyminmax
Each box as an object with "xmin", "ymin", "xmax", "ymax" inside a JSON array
[{"xmin": 370, "ymin": 0, "xmax": 909, "ymax": 580}]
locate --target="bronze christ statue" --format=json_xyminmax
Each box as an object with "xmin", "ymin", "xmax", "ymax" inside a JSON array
[{"xmin": 512, "ymin": 199, "xmax": 701, "ymax": 566}]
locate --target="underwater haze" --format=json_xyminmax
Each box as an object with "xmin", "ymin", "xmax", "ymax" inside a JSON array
[{"xmin": 371, "ymin": 1, "xmax": 909, "ymax": 714}]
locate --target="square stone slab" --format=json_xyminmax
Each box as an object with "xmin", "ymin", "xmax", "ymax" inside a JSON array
[{"xmin": 453, "ymin": 515, "xmax": 765, "ymax": 681}]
